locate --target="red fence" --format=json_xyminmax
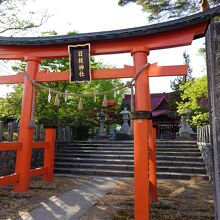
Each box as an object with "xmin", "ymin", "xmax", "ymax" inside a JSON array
[{"xmin": 0, "ymin": 128, "xmax": 56, "ymax": 191}]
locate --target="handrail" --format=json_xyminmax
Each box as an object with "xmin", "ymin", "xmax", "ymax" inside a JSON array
[
  {"xmin": 0, "ymin": 173, "xmax": 18, "ymax": 186},
  {"xmin": 32, "ymin": 141, "xmax": 49, "ymax": 149},
  {"xmin": 29, "ymin": 167, "xmax": 48, "ymax": 178},
  {"xmin": 0, "ymin": 142, "xmax": 22, "ymax": 151},
  {"xmin": 0, "ymin": 136, "xmax": 53, "ymax": 189}
]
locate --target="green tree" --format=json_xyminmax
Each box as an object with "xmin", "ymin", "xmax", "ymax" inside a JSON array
[
  {"xmin": 0, "ymin": 0, "xmax": 48, "ymax": 35},
  {"xmin": 0, "ymin": 85, "xmax": 22, "ymax": 121},
  {"xmin": 169, "ymin": 51, "xmax": 193, "ymax": 111},
  {"xmin": 177, "ymin": 76, "xmax": 209, "ymax": 127},
  {"xmin": 118, "ymin": 0, "xmax": 218, "ymax": 22}
]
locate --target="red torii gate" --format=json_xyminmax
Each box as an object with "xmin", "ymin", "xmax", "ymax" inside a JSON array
[{"xmin": 0, "ymin": 7, "xmax": 219, "ymax": 220}]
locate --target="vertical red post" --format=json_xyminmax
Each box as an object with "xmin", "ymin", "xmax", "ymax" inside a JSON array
[
  {"xmin": 132, "ymin": 48, "xmax": 150, "ymax": 220},
  {"xmin": 44, "ymin": 128, "xmax": 56, "ymax": 182},
  {"xmin": 148, "ymin": 111, "xmax": 157, "ymax": 202},
  {"xmin": 151, "ymin": 127, "xmax": 158, "ymax": 202},
  {"xmin": 13, "ymin": 56, "xmax": 40, "ymax": 192}
]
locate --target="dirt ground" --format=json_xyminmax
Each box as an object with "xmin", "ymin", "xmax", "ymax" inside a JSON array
[
  {"xmin": 80, "ymin": 179, "xmax": 214, "ymax": 220},
  {"xmin": 0, "ymin": 177, "xmax": 214, "ymax": 220}
]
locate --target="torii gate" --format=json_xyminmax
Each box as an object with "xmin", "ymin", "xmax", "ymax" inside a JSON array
[{"xmin": 0, "ymin": 7, "xmax": 219, "ymax": 220}]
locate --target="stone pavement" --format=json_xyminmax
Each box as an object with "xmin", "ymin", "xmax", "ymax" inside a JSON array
[{"xmin": 16, "ymin": 177, "xmax": 122, "ymax": 220}]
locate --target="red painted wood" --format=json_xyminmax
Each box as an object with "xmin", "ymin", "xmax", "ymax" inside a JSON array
[
  {"xmin": 0, "ymin": 22, "xmax": 207, "ymax": 59},
  {"xmin": 133, "ymin": 49, "xmax": 150, "ymax": 220},
  {"xmin": 29, "ymin": 167, "xmax": 48, "ymax": 178},
  {"xmin": 0, "ymin": 64, "xmax": 187, "ymax": 84},
  {"xmin": 32, "ymin": 141, "xmax": 49, "ymax": 149},
  {"xmin": 43, "ymin": 128, "xmax": 56, "ymax": 182},
  {"xmin": 0, "ymin": 174, "xmax": 18, "ymax": 186},
  {"xmin": 13, "ymin": 57, "xmax": 40, "ymax": 192},
  {"xmin": 0, "ymin": 142, "xmax": 22, "ymax": 151}
]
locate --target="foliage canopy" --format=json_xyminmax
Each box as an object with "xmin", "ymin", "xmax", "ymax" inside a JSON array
[
  {"xmin": 118, "ymin": 0, "xmax": 219, "ymax": 22},
  {"xmin": 177, "ymin": 76, "xmax": 209, "ymax": 127},
  {"xmin": 0, "ymin": 0, "xmax": 48, "ymax": 35}
]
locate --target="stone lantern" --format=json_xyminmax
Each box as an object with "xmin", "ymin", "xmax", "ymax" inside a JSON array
[
  {"xmin": 178, "ymin": 108, "xmax": 194, "ymax": 139},
  {"xmin": 119, "ymin": 107, "xmax": 130, "ymax": 134},
  {"xmin": 98, "ymin": 109, "xmax": 107, "ymax": 137}
]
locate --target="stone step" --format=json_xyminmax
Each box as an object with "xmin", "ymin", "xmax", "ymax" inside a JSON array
[
  {"xmin": 156, "ymin": 155, "xmax": 203, "ymax": 162},
  {"xmin": 157, "ymin": 166, "xmax": 206, "ymax": 174},
  {"xmin": 55, "ymin": 153, "xmax": 202, "ymax": 161},
  {"xmin": 57, "ymin": 148, "xmax": 201, "ymax": 156},
  {"xmin": 54, "ymin": 140, "xmax": 207, "ymax": 180},
  {"xmin": 54, "ymin": 168, "xmax": 208, "ymax": 180},
  {"xmin": 58, "ymin": 147, "xmax": 134, "ymax": 151},
  {"xmin": 66, "ymin": 140, "xmax": 197, "ymax": 145},
  {"xmin": 54, "ymin": 162, "xmax": 206, "ymax": 174},
  {"xmin": 159, "ymin": 144, "xmax": 198, "ymax": 148},
  {"xmin": 55, "ymin": 162, "xmax": 133, "ymax": 171},
  {"xmin": 57, "ymin": 147, "xmax": 200, "ymax": 153},
  {"xmin": 55, "ymin": 153, "xmax": 134, "ymax": 159},
  {"xmin": 156, "ymin": 160, "xmax": 205, "ymax": 167},
  {"xmin": 55, "ymin": 151, "xmax": 202, "ymax": 158},
  {"xmin": 57, "ymin": 150, "xmax": 134, "ymax": 155},
  {"xmin": 54, "ymin": 167, "xmax": 133, "ymax": 177},
  {"xmin": 55, "ymin": 157, "xmax": 134, "ymax": 165},
  {"xmin": 156, "ymin": 151, "xmax": 201, "ymax": 157},
  {"xmin": 61, "ymin": 142, "xmax": 198, "ymax": 148},
  {"xmin": 67, "ymin": 141, "xmax": 134, "ymax": 144},
  {"xmin": 54, "ymin": 157, "xmax": 205, "ymax": 168},
  {"xmin": 65, "ymin": 143, "xmax": 134, "ymax": 147},
  {"xmin": 156, "ymin": 148, "xmax": 200, "ymax": 152}
]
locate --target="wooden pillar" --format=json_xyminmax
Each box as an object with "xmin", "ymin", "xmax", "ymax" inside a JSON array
[
  {"xmin": 206, "ymin": 21, "xmax": 220, "ymax": 220},
  {"xmin": 151, "ymin": 127, "xmax": 158, "ymax": 202},
  {"xmin": 44, "ymin": 128, "xmax": 56, "ymax": 182},
  {"xmin": 13, "ymin": 56, "xmax": 40, "ymax": 192},
  {"xmin": 132, "ymin": 48, "xmax": 150, "ymax": 220}
]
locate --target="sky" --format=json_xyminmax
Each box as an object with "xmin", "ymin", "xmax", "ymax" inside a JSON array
[{"xmin": 0, "ymin": 0, "xmax": 206, "ymax": 97}]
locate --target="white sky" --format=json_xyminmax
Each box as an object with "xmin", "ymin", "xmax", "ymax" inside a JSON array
[{"xmin": 0, "ymin": 0, "xmax": 206, "ymax": 97}]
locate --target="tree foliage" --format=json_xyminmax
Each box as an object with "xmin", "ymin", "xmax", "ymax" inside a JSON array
[
  {"xmin": 177, "ymin": 76, "xmax": 209, "ymax": 127},
  {"xmin": 118, "ymin": 0, "xmax": 219, "ymax": 22},
  {"xmin": 169, "ymin": 51, "xmax": 193, "ymax": 111},
  {"xmin": 0, "ymin": 0, "xmax": 48, "ymax": 35}
]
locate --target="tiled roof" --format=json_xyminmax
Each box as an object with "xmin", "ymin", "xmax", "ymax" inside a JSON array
[
  {"xmin": 123, "ymin": 92, "xmax": 173, "ymax": 118},
  {"xmin": 0, "ymin": 7, "xmax": 219, "ymax": 46},
  {"xmin": 123, "ymin": 93, "xmax": 170, "ymax": 110},
  {"xmin": 152, "ymin": 109, "xmax": 170, "ymax": 117}
]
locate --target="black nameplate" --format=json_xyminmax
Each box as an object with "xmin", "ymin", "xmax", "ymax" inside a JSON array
[{"xmin": 68, "ymin": 44, "xmax": 91, "ymax": 82}]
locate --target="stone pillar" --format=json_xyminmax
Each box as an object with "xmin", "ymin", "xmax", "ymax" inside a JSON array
[
  {"xmin": 0, "ymin": 121, "xmax": 4, "ymax": 142},
  {"xmin": 206, "ymin": 21, "xmax": 220, "ymax": 220},
  {"xmin": 7, "ymin": 122, "xmax": 14, "ymax": 142}
]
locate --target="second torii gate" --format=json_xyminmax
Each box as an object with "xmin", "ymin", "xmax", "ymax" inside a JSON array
[{"xmin": 0, "ymin": 6, "xmax": 219, "ymax": 220}]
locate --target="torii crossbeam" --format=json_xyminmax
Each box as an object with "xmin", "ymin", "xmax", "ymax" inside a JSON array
[{"xmin": 0, "ymin": 6, "xmax": 219, "ymax": 220}]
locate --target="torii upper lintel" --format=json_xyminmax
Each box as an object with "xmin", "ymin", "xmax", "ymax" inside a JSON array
[{"xmin": 0, "ymin": 7, "xmax": 218, "ymax": 59}]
